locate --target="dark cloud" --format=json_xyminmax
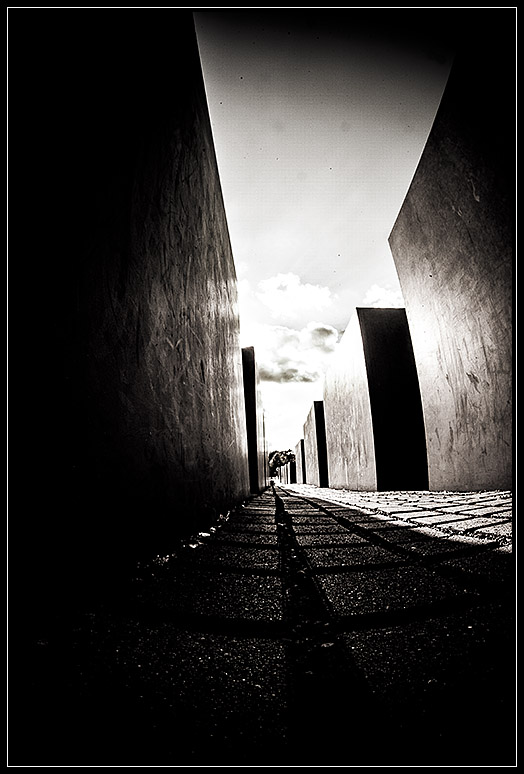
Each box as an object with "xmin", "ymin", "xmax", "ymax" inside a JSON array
[
  {"xmin": 259, "ymin": 365, "xmax": 319, "ymax": 384},
  {"xmin": 307, "ymin": 324, "xmax": 338, "ymax": 352}
]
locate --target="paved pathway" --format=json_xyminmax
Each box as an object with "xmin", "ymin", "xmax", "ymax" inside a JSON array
[
  {"xmin": 281, "ymin": 484, "xmax": 513, "ymax": 544},
  {"xmin": 10, "ymin": 486, "xmax": 515, "ymax": 766}
]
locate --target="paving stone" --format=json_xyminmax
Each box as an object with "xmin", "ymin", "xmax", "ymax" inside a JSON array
[
  {"xmin": 295, "ymin": 532, "xmax": 369, "ymax": 546},
  {"xmin": 440, "ymin": 548, "xmax": 514, "ymax": 585},
  {"xmin": 291, "ymin": 524, "xmax": 350, "ymax": 535},
  {"xmin": 213, "ymin": 531, "xmax": 279, "ymax": 546},
  {"xmin": 438, "ymin": 515, "xmax": 512, "ymax": 532},
  {"xmin": 405, "ymin": 534, "xmax": 485, "ymax": 556},
  {"xmin": 229, "ymin": 515, "xmax": 276, "ymax": 525},
  {"xmin": 471, "ymin": 522, "xmax": 513, "ymax": 540},
  {"xmin": 368, "ymin": 524, "xmax": 442, "ymax": 543},
  {"xmin": 402, "ymin": 512, "xmax": 482, "ymax": 526},
  {"xmin": 153, "ymin": 569, "xmax": 283, "ymax": 621},
  {"xmin": 114, "ymin": 624, "xmax": 288, "ymax": 758},
  {"xmin": 425, "ymin": 503, "xmax": 510, "ymax": 515},
  {"xmin": 318, "ymin": 566, "xmax": 464, "ymax": 616},
  {"xmin": 220, "ymin": 522, "xmax": 277, "ymax": 533},
  {"xmin": 388, "ymin": 509, "xmax": 452, "ymax": 519},
  {"xmin": 183, "ymin": 545, "xmax": 280, "ymax": 571},
  {"xmin": 288, "ymin": 516, "xmax": 332, "ymax": 526},
  {"xmin": 339, "ymin": 602, "xmax": 513, "ymax": 701},
  {"xmin": 303, "ymin": 545, "xmax": 402, "ymax": 568}
]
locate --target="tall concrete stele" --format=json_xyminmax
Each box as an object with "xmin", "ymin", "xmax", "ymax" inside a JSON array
[
  {"xmin": 389, "ymin": 40, "xmax": 513, "ymax": 491},
  {"xmin": 13, "ymin": 11, "xmax": 252, "ymax": 619},
  {"xmin": 242, "ymin": 347, "xmax": 268, "ymax": 494},
  {"xmin": 303, "ymin": 402, "xmax": 329, "ymax": 488},
  {"xmin": 323, "ymin": 308, "xmax": 428, "ymax": 492},
  {"xmin": 295, "ymin": 440, "xmax": 307, "ymax": 484}
]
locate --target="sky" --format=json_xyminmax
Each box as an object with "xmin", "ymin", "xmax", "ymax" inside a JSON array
[{"xmin": 194, "ymin": 10, "xmax": 455, "ymax": 452}]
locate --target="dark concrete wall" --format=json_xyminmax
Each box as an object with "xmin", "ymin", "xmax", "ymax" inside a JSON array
[
  {"xmin": 281, "ymin": 461, "xmax": 296, "ymax": 485},
  {"xmin": 358, "ymin": 308, "xmax": 428, "ymax": 491},
  {"xmin": 10, "ymin": 11, "xmax": 250, "ymax": 621},
  {"xmin": 388, "ymin": 22, "xmax": 514, "ymax": 491},
  {"xmin": 303, "ymin": 402, "xmax": 329, "ymax": 488},
  {"xmin": 324, "ymin": 309, "xmax": 427, "ymax": 491},
  {"xmin": 295, "ymin": 440, "xmax": 307, "ymax": 484},
  {"xmin": 242, "ymin": 347, "xmax": 268, "ymax": 493}
]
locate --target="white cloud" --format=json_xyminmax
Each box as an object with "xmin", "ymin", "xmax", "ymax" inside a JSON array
[
  {"xmin": 360, "ymin": 283, "xmax": 404, "ymax": 308},
  {"xmin": 256, "ymin": 272, "xmax": 335, "ymax": 323},
  {"xmin": 242, "ymin": 320, "xmax": 339, "ymax": 385}
]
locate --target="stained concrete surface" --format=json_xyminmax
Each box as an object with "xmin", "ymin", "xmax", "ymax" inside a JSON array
[
  {"xmin": 295, "ymin": 439, "xmax": 307, "ymax": 484},
  {"xmin": 323, "ymin": 308, "xmax": 428, "ymax": 492},
  {"xmin": 323, "ymin": 312, "xmax": 377, "ymax": 490},
  {"xmin": 388, "ymin": 18, "xmax": 513, "ymax": 491},
  {"xmin": 10, "ymin": 485, "xmax": 515, "ymax": 766},
  {"xmin": 303, "ymin": 401, "xmax": 329, "ymax": 487},
  {"xmin": 10, "ymin": 11, "xmax": 251, "ymax": 636},
  {"xmin": 242, "ymin": 348, "xmax": 268, "ymax": 493}
]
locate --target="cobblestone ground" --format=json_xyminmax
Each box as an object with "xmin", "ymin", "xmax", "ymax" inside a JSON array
[
  {"xmin": 281, "ymin": 484, "xmax": 513, "ymax": 545},
  {"xmin": 10, "ymin": 486, "xmax": 515, "ymax": 766}
]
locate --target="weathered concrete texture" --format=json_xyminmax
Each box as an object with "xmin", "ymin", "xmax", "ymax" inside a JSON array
[
  {"xmin": 388, "ymin": 29, "xmax": 513, "ymax": 491},
  {"xmin": 303, "ymin": 401, "xmax": 329, "ymax": 487},
  {"xmin": 323, "ymin": 313, "xmax": 376, "ymax": 489},
  {"xmin": 242, "ymin": 347, "xmax": 268, "ymax": 493},
  {"xmin": 12, "ymin": 12, "xmax": 250, "ymax": 619},
  {"xmin": 280, "ymin": 460, "xmax": 296, "ymax": 485},
  {"xmin": 359, "ymin": 308, "xmax": 428, "ymax": 491},
  {"xmin": 323, "ymin": 308, "xmax": 427, "ymax": 491},
  {"xmin": 295, "ymin": 440, "xmax": 307, "ymax": 484}
]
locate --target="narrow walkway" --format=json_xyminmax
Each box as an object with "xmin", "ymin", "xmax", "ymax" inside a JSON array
[{"xmin": 11, "ymin": 486, "xmax": 515, "ymax": 766}]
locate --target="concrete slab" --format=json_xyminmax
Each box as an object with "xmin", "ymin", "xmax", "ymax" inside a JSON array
[
  {"xmin": 157, "ymin": 569, "xmax": 283, "ymax": 622},
  {"xmin": 440, "ymin": 550, "xmax": 515, "ymax": 585},
  {"xmin": 403, "ymin": 535, "xmax": 487, "ymax": 557},
  {"xmin": 226, "ymin": 514, "xmax": 276, "ymax": 532},
  {"xmin": 295, "ymin": 533, "xmax": 369, "ymax": 546},
  {"xmin": 339, "ymin": 602, "xmax": 513, "ymax": 700},
  {"xmin": 402, "ymin": 512, "xmax": 484, "ymax": 526},
  {"xmin": 287, "ymin": 515, "xmax": 333, "ymax": 526},
  {"xmin": 304, "ymin": 545, "xmax": 403, "ymax": 568},
  {"xmin": 213, "ymin": 532, "xmax": 279, "ymax": 546},
  {"xmin": 473, "ymin": 522, "xmax": 512, "ymax": 540},
  {"xmin": 185, "ymin": 545, "xmax": 280, "ymax": 571},
  {"xmin": 437, "ymin": 515, "xmax": 512, "ymax": 532},
  {"xmin": 113, "ymin": 624, "xmax": 288, "ymax": 762},
  {"xmin": 220, "ymin": 522, "xmax": 277, "ymax": 533},
  {"xmin": 318, "ymin": 566, "xmax": 464, "ymax": 616},
  {"xmin": 290, "ymin": 524, "xmax": 351, "ymax": 535}
]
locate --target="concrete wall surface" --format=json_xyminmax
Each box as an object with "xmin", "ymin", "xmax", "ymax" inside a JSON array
[
  {"xmin": 358, "ymin": 308, "xmax": 428, "ymax": 491},
  {"xmin": 303, "ymin": 402, "xmax": 329, "ymax": 488},
  {"xmin": 324, "ymin": 309, "xmax": 427, "ymax": 491},
  {"xmin": 388, "ymin": 25, "xmax": 514, "ymax": 491},
  {"xmin": 242, "ymin": 347, "xmax": 267, "ymax": 493},
  {"xmin": 10, "ymin": 11, "xmax": 250, "ymax": 620},
  {"xmin": 323, "ymin": 313, "xmax": 377, "ymax": 490},
  {"xmin": 295, "ymin": 440, "xmax": 307, "ymax": 484}
]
